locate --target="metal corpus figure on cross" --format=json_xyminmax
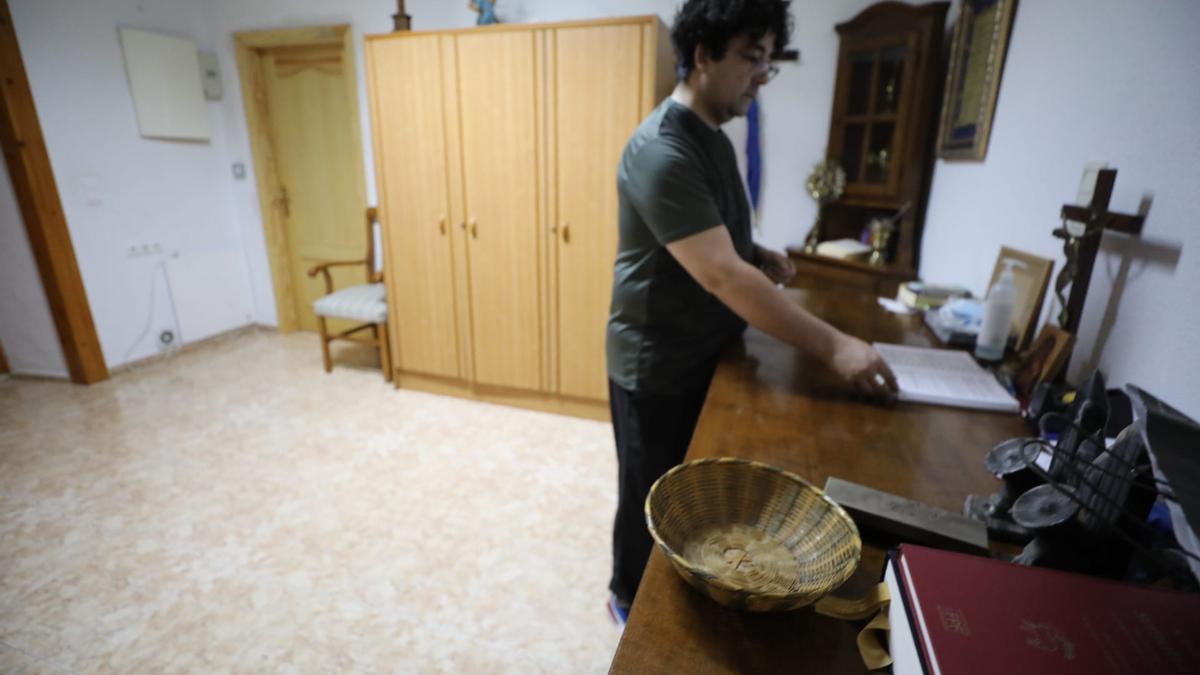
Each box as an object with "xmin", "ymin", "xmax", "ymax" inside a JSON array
[{"xmin": 1052, "ymin": 168, "xmax": 1145, "ymax": 334}]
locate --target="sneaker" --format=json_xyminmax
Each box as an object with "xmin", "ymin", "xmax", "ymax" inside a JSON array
[{"xmin": 607, "ymin": 594, "xmax": 630, "ymax": 628}]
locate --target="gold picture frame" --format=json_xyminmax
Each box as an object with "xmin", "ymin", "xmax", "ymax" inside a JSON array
[
  {"xmin": 936, "ymin": 0, "xmax": 1019, "ymax": 160},
  {"xmin": 987, "ymin": 246, "xmax": 1053, "ymax": 352}
]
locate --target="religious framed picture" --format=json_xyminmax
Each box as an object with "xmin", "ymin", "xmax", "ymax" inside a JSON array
[
  {"xmin": 1012, "ymin": 324, "xmax": 1075, "ymax": 402},
  {"xmin": 935, "ymin": 0, "xmax": 1019, "ymax": 160}
]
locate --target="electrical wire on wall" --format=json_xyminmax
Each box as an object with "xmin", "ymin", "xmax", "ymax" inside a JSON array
[{"xmin": 122, "ymin": 251, "xmax": 183, "ymax": 363}]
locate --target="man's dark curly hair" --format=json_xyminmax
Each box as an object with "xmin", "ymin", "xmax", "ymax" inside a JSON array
[{"xmin": 671, "ymin": 0, "xmax": 793, "ymax": 81}]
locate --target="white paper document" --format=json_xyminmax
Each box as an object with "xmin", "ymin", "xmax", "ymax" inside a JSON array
[{"xmin": 874, "ymin": 343, "xmax": 1019, "ymax": 413}]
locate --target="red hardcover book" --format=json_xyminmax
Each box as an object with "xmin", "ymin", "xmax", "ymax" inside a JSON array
[{"xmin": 886, "ymin": 544, "xmax": 1200, "ymax": 675}]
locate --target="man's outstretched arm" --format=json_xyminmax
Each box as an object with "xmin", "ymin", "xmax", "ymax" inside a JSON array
[{"xmin": 666, "ymin": 226, "xmax": 898, "ymax": 398}]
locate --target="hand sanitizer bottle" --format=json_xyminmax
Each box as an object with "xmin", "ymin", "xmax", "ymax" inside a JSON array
[{"xmin": 975, "ymin": 258, "xmax": 1024, "ymax": 361}]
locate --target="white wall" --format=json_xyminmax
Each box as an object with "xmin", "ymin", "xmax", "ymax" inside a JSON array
[
  {"xmin": 0, "ymin": 161, "xmax": 70, "ymax": 378},
  {"xmin": 9, "ymin": 0, "xmax": 254, "ymax": 369},
  {"xmin": 920, "ymin": 0, "xmax": 1200, "ymax": 418}
]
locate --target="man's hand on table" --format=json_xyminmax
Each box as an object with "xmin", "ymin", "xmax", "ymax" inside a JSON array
[
  {"xmin": 829, "ymin": 334, "xmax": 899, "ymax": 401},
  {"xmin": 755, "ymin": 245, "xmax": 796, "ymax": 285}
]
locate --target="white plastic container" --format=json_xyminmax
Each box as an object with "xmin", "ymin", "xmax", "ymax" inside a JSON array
[{"xmin": 974, "ymin": 258, "xmax": 1025, "ymax": 361}]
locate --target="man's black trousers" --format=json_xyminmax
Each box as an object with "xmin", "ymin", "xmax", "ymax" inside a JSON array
[{"xmin": 607, "ymin": 365, "xmax": 716, "ymax": 608}]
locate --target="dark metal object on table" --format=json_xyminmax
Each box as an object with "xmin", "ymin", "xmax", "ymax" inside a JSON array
[
  {"xmin": 1014, "ymin": 423, "xmax": 1152, "ymax": 575},
  {"xmin": 985, "ymin": 438, "xmax": 1043, "ymax": 501},
  {"xmin": 1047, "ymin": 371, "xmax": 1108, "ymax": 484},
  {"xmin": 824, "ymin": 477, "xmax": 988, "ymax": 554},
  {"xmin": 963, "ymin": 374, "xmax": 1194, "ymax": 582},
  {"xmin": 1012, "ymin": 483, "xmax": 1089, "ymax": 570},
  {"xmin": 1012, "ymin": 484, "xmax": 1079, "ymax": 530},
  {"xmin": 967, "ymin": 372, "xmax": 1110, "ymax": 543},
  {"xmin": 963, "ymin": 438, "xmax": 1041, "ymax": 542}
]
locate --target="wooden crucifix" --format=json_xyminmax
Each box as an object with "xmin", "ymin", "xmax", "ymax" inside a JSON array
[
  {"xmin": 1052, "ymin": 168, "xmax": 1145, "ymax": 334},
  {"xmin": 392, "ymin": 0, "xmax": 412, "ymax": 31}
]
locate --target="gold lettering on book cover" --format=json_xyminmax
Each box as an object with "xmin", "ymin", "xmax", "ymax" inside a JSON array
[
  {"xmin": 937, "ymin": 606, "xmax": 971, "ymax": 636},
  {"xmin": 1020, "ymin": 620, "xmax": 1076, "ymax": 660}
]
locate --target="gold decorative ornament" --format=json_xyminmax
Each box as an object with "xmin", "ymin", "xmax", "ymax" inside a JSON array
[
  {"xmin": 867, "ymin": 148, "xmax": 890, "ymax": 174},
  {"xmin": 802, "ymin": 160, "xmax": 846, "ymax": 253},
  {"xmin": 867, "ymin": 201, "xmax": 911, "ymax": 266},
  {"xmin": 867, "ymin": 219, "xmax": 895, "ymax": 266}
]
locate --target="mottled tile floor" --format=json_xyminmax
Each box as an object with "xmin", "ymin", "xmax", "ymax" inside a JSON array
[{"xmin": 0, "ymin": 330, "xmax": 621, "ymax": 673}]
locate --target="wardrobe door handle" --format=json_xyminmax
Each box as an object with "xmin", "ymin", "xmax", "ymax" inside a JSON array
[
  {"xmin": 438, "ymin": 215, "xmax": 447, "ymax": 235},
  {"xmin": 469, "ymin": 219, "xmax": 478, "ymax": 239},
  {"xmin": 561, "ymin": 222, "xmax": 570, "ymax": 244}
]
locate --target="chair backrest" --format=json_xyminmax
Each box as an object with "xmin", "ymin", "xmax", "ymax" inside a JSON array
[{"xmin": 365, "ymin": 207, "xmax": 382, "ymax": 283}]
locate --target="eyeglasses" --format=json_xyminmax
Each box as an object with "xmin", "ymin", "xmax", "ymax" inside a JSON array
[{"xmin": 741, "ymin": 51, "xmax": 781, "ymax": 82}]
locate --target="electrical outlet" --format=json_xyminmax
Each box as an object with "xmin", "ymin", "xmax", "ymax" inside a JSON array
[
  {"xmin": 127, "ymin": 243, "xmax": 164, "ymax": 258},
  {"xmin": 157, "ymin": 329, "xmax": 178, "ymax": 352}
]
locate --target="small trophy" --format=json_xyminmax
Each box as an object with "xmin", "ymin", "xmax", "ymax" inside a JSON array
[
  {"xmin": 866, "ymin": 218, "xmax": 895, "ymax": 265},
  {"xmin": 867, "ymin": 202, "xmax": 910, "ymax": 266},
  {"xmin": 802, "ymin": 160, "xmax": 846, "ymax": 253}
]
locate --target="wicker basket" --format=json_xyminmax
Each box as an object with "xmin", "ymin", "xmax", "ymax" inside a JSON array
[{"xmin": 645, "ymin": 457, "xmax": 861, "ymax": 612}]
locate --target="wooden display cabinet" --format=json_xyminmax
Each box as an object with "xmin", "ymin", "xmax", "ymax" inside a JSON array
[{"xmin": 788, "ymin": 2, "xmax": 949, "ymax": 294}]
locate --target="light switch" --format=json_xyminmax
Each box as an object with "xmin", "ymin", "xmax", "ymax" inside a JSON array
[
  {"xmin": 199, "ymin": 52, "xmax": 222, "ymax": 100},
  {"xmin": 232, "ymin": 162, "xmax": 246, "ymax": 180}
]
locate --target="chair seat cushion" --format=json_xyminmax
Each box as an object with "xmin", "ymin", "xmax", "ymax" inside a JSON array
[{"xmin": 313, "ymin": 283, "xmax": 387, "ymax": 323}]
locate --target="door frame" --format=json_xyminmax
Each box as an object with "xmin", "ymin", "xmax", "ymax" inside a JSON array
[{"xmin": 234, "ymin": 24, "xmax": 368, "ymax": 332}]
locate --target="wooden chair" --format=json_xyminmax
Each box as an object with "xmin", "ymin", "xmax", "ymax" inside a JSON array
[{"xmin": 307, "ymin": 207, "xmax": 392, "ymax": 381}]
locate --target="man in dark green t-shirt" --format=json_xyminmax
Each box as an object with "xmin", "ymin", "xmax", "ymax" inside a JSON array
[{"xmin": 605, "ymin": 0, "xmax": 898, "ymax": 621}]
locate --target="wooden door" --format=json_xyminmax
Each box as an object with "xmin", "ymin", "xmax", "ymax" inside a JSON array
[
  {"xmin": 455, "ymin": 31, "xmax": 542, "ymax": 391},
  {"xmin": 261, "ymin": 43, "xmax": 365, "ymax": 333},
  {"xmin": 367, "ymin": 36, "xmax": 460, "ymax": 378},
  {"xmin": 552, "ymin": 24, "xmax": 644, "ymax": 400}
]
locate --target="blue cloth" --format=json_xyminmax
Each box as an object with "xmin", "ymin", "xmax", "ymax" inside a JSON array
[
  {"xmin": 746, "ymin": 99, "xmax": 762, "ymax": 213},
  {"xmin": 475, "ymin": 0, "xmax": 498, "ymax": 25}
]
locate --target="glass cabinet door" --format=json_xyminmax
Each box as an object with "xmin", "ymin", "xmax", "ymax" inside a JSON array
[
  {"xmin": 874, "ymin": 46, "xmax": 906, "ymax": 114},
  {"xmin": 840, "ymin": 123, "xmax": 865, "ymax": 181},
  {"xmin": 846, "ymin": 50, "xmax": 874, "ymax": 116},
  {"xmin": 835, "ymin": 38, "xmax": 911, "ymax": 193},
  {"xmin": 864, "ymin": 123, "xmax": 894, "ymax": 184}
]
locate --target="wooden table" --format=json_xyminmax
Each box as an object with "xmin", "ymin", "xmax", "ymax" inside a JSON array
[
  {"xmin": 785, "ymin": 250, "xmax": 917, "ymax": 298},
  {"xmin": 608, "ymin": 288, "xmax": 1026, "ymax": 674}
]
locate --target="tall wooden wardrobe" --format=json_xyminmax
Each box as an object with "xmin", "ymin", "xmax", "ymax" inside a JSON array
[{"xmin": 365, "ymin": 16, "xmax": 675, "ymax": 419}]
